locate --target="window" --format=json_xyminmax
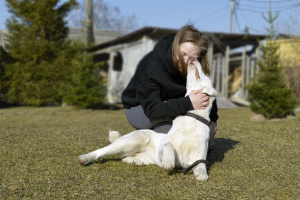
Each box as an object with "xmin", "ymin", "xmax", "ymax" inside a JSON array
[{"xmin": 113, "ymin": 52, "xmax": 123, "ymax": 71}]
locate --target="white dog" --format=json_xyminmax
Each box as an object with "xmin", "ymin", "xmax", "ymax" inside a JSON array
[{"xmin": 78, "ymin": 61, "xmax": 217, "ymax": 181}]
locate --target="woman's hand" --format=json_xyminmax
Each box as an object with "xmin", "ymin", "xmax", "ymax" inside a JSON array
[{"xmin": 189, "ymin": 89, "xmax": 209, "ymax": 110}]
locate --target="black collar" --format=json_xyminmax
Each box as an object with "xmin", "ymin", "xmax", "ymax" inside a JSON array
[{"xmin": 184, "ymin": 112, "xmax": 215, "ymax": 150}]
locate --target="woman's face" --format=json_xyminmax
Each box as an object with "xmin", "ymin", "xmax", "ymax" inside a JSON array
[{"xmin": 177, "ymin": 42, "xmax": 200, "ymax": 72}]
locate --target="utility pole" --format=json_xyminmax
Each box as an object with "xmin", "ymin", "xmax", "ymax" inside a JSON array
[
  {"xmin": 85, "ymin": 0, "xmax": 94, "ymax": 47},
  {"xmin": 230, "ymin": 0, "xmax": 235, "ymax": 33}
]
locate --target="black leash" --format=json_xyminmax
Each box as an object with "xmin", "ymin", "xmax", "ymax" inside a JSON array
[{"xmin": 181, "ymin": 112, "xmax": 215, "ymax": 174}]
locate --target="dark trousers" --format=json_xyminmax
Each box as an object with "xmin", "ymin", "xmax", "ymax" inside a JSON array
[{"xmin": 125, "ymin": 105, "xmax": 172, "ymax": 134}]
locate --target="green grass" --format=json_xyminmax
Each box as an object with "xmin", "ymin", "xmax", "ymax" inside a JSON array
[{"xmin": 0, "ymin": 106, "xmax": 299, "ymax": 199}]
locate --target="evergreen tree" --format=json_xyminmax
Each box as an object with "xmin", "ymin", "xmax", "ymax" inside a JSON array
[
  {"xmin": 0, "ymin": 46, "xmax": 14, "ymax": 103},
  {"xmin": 3, "ymin": 0, "xmax": 77, "ymax": 105},
  {"xmin": 247, "ymin": 7, "xmax": 298, "ymax": 119},
  {"xmin": 61, "ymin": 43, "xmax": 106, "ymax": 109},
  {"xmin": 247, "ymin": 40, "xmax": 298, "ymax": 119}
]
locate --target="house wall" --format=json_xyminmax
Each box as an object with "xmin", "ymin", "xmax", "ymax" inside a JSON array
[
  {"xmin": 274, "ymin": 39, "xmax": 300, "ymax": 67},
  {"xmin": 107, "ymin": 36, "xmax": 157, "ymax": 104},
  {"xmin": 271, "ymin": 39, "xmax": 300, "ymax": 99}
]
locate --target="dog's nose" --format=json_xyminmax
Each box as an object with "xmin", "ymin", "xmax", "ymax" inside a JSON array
[
  {"xmin": 188, "ymin": 61, "xmax": 195, "ymax": 68},
  {"xmin": 188, "ymin": 58, "xmax": 196, "ymax": 65}
]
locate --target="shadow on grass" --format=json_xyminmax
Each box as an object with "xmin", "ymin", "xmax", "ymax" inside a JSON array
[
  {"xmin": 208, "ymin": 137, "xmax": 239, "ymax": 166},
  {"xmin": 167, "ymin": 138, "xmax": 239, "ymax": 176},
  {"xmin": 93, "ymin": 158, "xmax": 122, "ymax": 165}
]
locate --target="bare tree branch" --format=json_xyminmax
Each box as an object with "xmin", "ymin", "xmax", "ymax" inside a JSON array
[{"xmin": 68, "ymin": 0, "xmax": 138, "ymax": 34}]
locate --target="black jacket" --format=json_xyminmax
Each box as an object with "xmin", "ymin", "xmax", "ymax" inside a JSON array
[{"xmin": 122, "ymin": 34, "xmax": 218, "ymax": 123}]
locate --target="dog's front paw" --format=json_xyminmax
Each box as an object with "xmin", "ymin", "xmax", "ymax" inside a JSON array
[
  {"xmin": 194, "ymin": 173, "xmax": 208, "ymax": 181},
  {"xmin": 78, "ymin": 154, "xmax": 90, "ymax": 166},
  {"xmin": 193, "ymin": 165, "xmax": 208, "ymax": 181}
]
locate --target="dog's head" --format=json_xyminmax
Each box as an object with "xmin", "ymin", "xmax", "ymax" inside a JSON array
[{"xmin": 185, "ymin": 60, "xmax": 217, "ymax": 98}]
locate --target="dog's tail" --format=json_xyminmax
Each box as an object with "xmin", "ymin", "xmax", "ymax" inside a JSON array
[{"xmin": 108, "ymin": 131, "xmax": 122, "ymax": 143}]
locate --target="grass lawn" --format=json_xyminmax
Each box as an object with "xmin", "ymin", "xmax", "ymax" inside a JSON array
[{"xmin": 0, "ymin": 106, "xmax": 299, "ymax": 199}]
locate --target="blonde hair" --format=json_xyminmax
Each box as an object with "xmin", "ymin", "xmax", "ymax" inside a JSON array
[{"xmin": 172, "ymin": 26, "xmax": 210, "ymax": 77}]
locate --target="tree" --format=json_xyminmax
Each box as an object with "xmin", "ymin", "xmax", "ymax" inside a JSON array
[
  {"xmin": 69, "ymin": 0, "xmax": 138, "ymax": 34},
  {"xmin": 61, "ymin": 43, "xmax": 106, "ymax": 109},
  {"xmin": 3, "ymin": 0, "xmax": 78, "ymax": 106},
  {"xmin": 0, "ymin": 46, "xmax": 14, "ymax": 104},
  {"xmin": 262, "ymin": 9, "xmax": 279, "ymax": 39},
  {"xmin": 247, "ymin": 5, "xmax": 298, "ymax": 119},
  {"xmin": 247, "ymin": 39, "xmax": 298, "ymax": 119}
]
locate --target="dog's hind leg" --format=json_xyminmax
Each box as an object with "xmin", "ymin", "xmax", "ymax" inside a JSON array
[
  {"xmin": 78, "ymin": 131, "xmax": 150, "ymax": 166},
  {"xmin": 160, "ymin": 142, "xmax": 175, "ymax": 171}
]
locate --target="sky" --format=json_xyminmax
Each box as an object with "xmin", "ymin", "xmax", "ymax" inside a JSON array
[{"xmin": 1, "ymin": 0, "xmax": 300, "ymax": 35}]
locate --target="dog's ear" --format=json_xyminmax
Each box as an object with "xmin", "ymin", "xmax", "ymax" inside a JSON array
[{"xmin": 194, "ymin": 61, "xmax": 204, "ymax": 80}]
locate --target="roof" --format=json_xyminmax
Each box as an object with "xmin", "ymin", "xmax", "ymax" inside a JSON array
[
  {"xmin": 68, "ymin": 27, "xmax": 123, "ymax": 44},
  {"xmin": 0, "ymin": 28, "xmax": 123, "ymax": 50},
  {"xmin": 277, "ymin": 33, "xmax": 300, "ymax": 39},
  {"xmin": 90, "ymin": 26, "xmax": 267, "ymax": 52}
]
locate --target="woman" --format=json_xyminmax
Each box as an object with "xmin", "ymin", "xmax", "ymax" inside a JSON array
[{"xmin": 121, "ymin": 25, "xmax": 218, "ymax": 134}]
